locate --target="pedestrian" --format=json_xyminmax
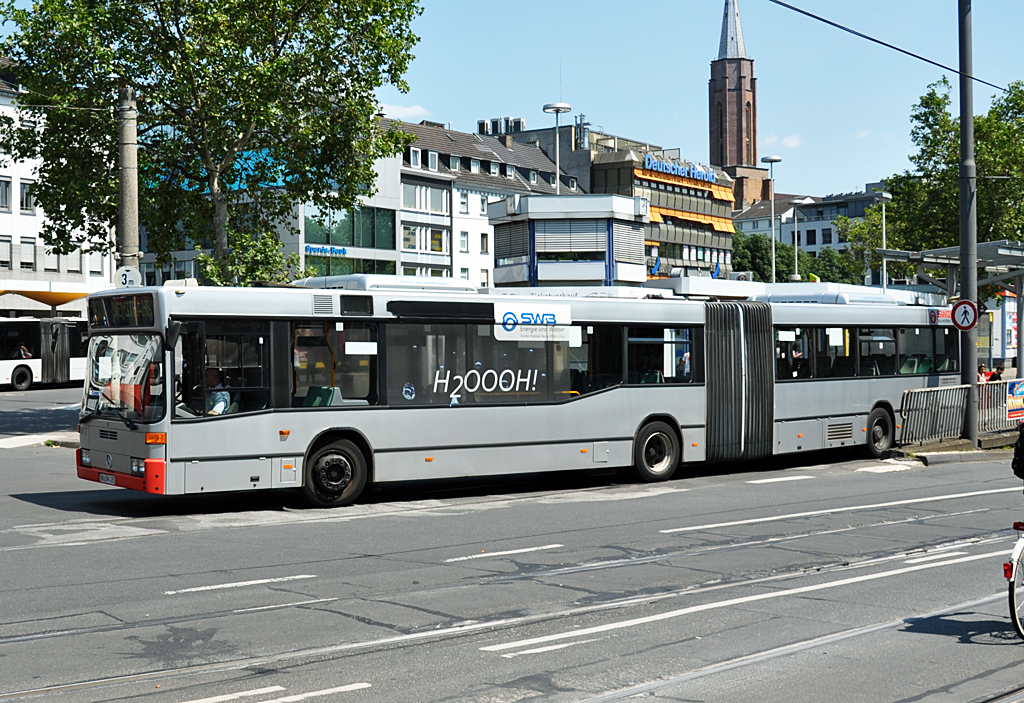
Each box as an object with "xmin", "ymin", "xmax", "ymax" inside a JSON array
[
  {"xmin": 978, "ymin": 364, "xmax": 989, "ymax": 383},
  {"xmin": 990, "ymin": 365, "xmax": 1005, "ymax": 382}
]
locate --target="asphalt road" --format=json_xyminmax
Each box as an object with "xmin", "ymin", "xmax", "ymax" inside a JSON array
[
  {"xmin": 0, "ymin": 385, "xmax": 82, "ymax": 441},
  {"xmin": 1, "ymin": 400, "xmax": 1024, "ymax": 702}
]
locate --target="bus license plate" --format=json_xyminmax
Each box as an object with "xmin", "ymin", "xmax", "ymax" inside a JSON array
[{"xmin": 98, "ymin": 473, "xmax": 116, "ymax": 485}]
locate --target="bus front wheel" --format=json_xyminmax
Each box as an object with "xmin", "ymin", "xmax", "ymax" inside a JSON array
[
  {"xmin": 632, "ymin": 421, "xmax": 679, "ymax": 482},
  {"xmin": 302, "ymin": 440, "xmax": 367, "ymax": 508},
  {"xmin": 11, "ymin": 366, "xmax": 32, "ymax": 392},
  {"xmin": 865, "ymin": 408, "xmax": 893, "ymax": 459}
]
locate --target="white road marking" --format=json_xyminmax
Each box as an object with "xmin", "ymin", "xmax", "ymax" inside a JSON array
[
  {"xmin": 479, "ymin": 549, "xmax": 1005, "ymax": 652},
  {"xmin": 234, "ymin": 598, "xmax": 338, "ymax": 613},
  {"xmin": 178, "ymin": 686, "xmax": 286, "ymax": 703},
  {"xmin": 262, "ymin": 684, "xmax": 371, "ymax": 701},
  {"xmin": 501, "ymin": 638, "xmax": 602, "ymax": 658},
  {"xmin": 0, "ymin": 434, "xmax": 51, "ymax": 449},
  {"xmin": 539, "ymin": 486, "xmax": 687, "ymax": 503},
  {"xmin": 857, "ymin": 462, "xmax": 913, "ymax": 473},
  {"xmin": 660, "ymin": 486, "xmax": 1021, "ymax": 533},
  {"xmin": 746, "ymin": 475, "xmax": 814, "ymax": 484},
  {"xmin": 445, "ymin": 544, "xmax": 563, "ymax": 562},
  {"xmin": 904, "ymin": 551, "xmax": 967, "ymax": 564},
  {"xmin": 165, "ymin": 575, "xmax": 316, "ymax": 595}
]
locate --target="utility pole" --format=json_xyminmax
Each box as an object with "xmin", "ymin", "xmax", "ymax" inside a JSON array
[
  {"xmin": 117, "ymin": 86, "xmax": 140, "ymax": 273},
  {"xmin": 958, "ymin": 0, "xmax": 978, "ymax": 446}
]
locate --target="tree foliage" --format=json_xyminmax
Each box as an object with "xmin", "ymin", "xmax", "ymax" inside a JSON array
[
  {"xmin": 732, "ymin": 230, "xmax": 863, "ymax": 285},
  {"xmin": 0, "ymin": 0, "xmax": 421, "ymax": 273},
  {"xmin": 194, "ymin": 229, "xmax": 313, "ymax": 286}
]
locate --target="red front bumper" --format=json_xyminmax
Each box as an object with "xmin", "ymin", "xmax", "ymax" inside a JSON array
[{"xmin": 76, "ymin": 449, "xmax": 166, "ymax": 494}]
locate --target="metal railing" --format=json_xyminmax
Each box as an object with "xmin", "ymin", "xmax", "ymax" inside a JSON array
[
  {"xmin": 979, "ymin": 380, "xmax": 1017, "ymax": 433},
  {"xmin": 899, "ymin": 385, "xmax": 969, "ymax": 445}
]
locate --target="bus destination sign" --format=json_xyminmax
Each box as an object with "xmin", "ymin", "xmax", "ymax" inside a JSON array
[{"xmin": 89, "ymin": 293, "xmax": 156, "ymax": 329}]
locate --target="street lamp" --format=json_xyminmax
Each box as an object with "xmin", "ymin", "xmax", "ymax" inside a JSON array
[
  {"xmin": 788, "ymin": 196, "xmax": 815, "ymax": 282},
  {"xmin": 761, "ymin": 156, "xmax": 782, "ymax": 282},
  {"xmin": 543, "ymin": 103, "xmax": 571, "ymax": 195},
  {"xmin": 874, "ymin": 190, "xmax": 893, "ymax": 292}
]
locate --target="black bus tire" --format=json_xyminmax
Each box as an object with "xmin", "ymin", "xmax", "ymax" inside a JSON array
[
  {"xmin": 632, "ymin": 421, "xmax": 680, "ymax": 482},
  {"xmin": 865, "ymin": 407, "xmax": 893, "ymax": 459},
  {"xmin": 11, "ymin": 366, "xmax": 32, "ymax": 392},
  {"xmin": 301, "ymin": 440, "xmax": 367, "ymax": 508}
]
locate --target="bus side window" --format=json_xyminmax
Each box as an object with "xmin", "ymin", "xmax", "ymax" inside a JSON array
[
  {"xmin": 859, "ymin": 328, "xmax": 897, "ymax": 376},
  {"xmin": 570, "ymin": 325, "xmax": 623, "ymax": 394},
  {"xmin": 934, "ymin": 327, "xmax": 960, "ymax": 373},
  {"xmin": 897, "ymin": 327, "xmax": 933, "ymax": 375},
  {"xmin": 625, "ymin": 327, "xmax": 699, "ymax": 385},
  {"xmin": 775, "ymin": 327, "xmax": 813, "ymax": 380},
  {"xmin": 291, "ymin": 321, "xmax": 378, "ymax": 407},
  {"xmin": 816, "ymin": 327, "xmax": 856, "ymax": 378}
]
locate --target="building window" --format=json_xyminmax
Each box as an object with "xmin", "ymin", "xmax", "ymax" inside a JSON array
[
  {"xmin": 403, "ymin": 266, "xmax": 417, "ymax": 277},
  {"xmin": 428, "ymin": 151, "xmax": 438, "ymax": 172},
  {"xmin": 430, "ymin": 228, "xmax": 445, "ymax": 253},
  {"xmin": 403, "ymin": 225, "xmax": 417, "ymax": 250},
  {"xmin": 429, "ymin": 268, "xmax": 445, "ymax": 277},
  {"xmin": 44, "ymin": 247, "xmax": 58, "ymax": 271},
  {"xmin": 410, "ymin": 148, "xmax": 420, "ymax": 167},
  {"xmin": 0, "ymin": 178, "xmax": 10, "ymax": 211},
  {"xmin": 20, "ymin": 237, "xmax": 35, "ymax": 270},
  {"xmin": 460, "ymin": 231, "xmax": 469, "ymax": 253},
  {"xmin": 480, "ymin": 233, "xmax": 489, "ymax": 254},
  {"xmin": 0, "ymin": 235, "xmax": 10, "ymax": 269},
  {"xmin": 471, "ymin": 159, "xmax": 480, "ymax": 174},
  {"xmin": 506, "ymin": 165, "xmax": 515, "ymax": 179},
  {"xmin": 428, "ymin": 187, "xmax": 446, "ymax": 214},
  {"xmin": 450, "ymin": 156, "xmax": 459, "ymax": 172},
  {"xmin": 19, "ymin": 181, "xmax": 34, "ymax": 213},
  {"xmin": 402, "ymin": 183, "xmax": 417, "ymax": 209},
  {"xmin": 481, "ymin": 269, "xmax": 489, "ymax": 287},
  {"xmin": 460, "ymin": 267, "xmax": 469, "ymax": 280},
  {"xmin": 480, "ymin": 195, "xmax": 487, "ymax": 214},
  {"xmin": 807, "ymin": 229, "xmax": 817, "ymax": 245},
  {"xmin": 490, "ymin": 162, "xmax": 499, "ymax": 177},
  {"xmin": 822, "ymin": 227, "xmax": 833, "ymax": 245},
  {"xmin": 459, "ymin": 192, "xmax": 468, "ymax": 214},
  {"xmin": 568, "ymin": 177, "xmax": 577, "ymax": 191},
  {"xmin": 66, "ymin": 249, "xmax": 82, "ymax": 272},
  {"xmin": 530, "ymin": 170, "xmax": 537, "ymax": 184}
]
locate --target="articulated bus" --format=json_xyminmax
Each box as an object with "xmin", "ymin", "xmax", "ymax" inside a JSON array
[
  {"xmin": 75, "ymin": 277, "xmax": 959, "ymax": 506},
  {"xmin": 1, "ymin": 318, "xmax": 88, "ymax": 390}
]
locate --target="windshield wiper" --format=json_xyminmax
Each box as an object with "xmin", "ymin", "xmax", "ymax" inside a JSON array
[{"xmin": 99, "ymin": 391, "xmax": 138, "ymax": 430}]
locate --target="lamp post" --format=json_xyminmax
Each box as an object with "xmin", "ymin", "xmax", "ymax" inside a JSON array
[
  {"xmin": 874, "ymin": 190, "xmax": 893, "ymax": 292},
  {"xmin": 788, "ymin": 196, "xmax": 815, "ymax": 282},
  {"xmin": 543, "ymin": 103, "xmax": 571, "ymax": 195},
  {"xmin": 761, "ymin": 156, "xmax": 782, "ymax": 283}
]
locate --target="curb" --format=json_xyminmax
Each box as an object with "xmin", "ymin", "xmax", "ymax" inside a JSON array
[{"xmin": 918, "ymin": 449, "xmax": 1013, "ymax": 466}]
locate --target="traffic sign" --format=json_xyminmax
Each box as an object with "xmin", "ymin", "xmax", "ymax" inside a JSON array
[
  {"xmin": 951, "ymin": 299, "xmax": 978, "ymax": 331},
  {"xmin": 114, "ymin": 266, "xmax": 142, "ymax": 288}
]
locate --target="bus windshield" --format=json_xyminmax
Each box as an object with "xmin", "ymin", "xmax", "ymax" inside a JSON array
[{"xmin": 82, "ymin": 333, "xmax": 166, "ymax": 423}]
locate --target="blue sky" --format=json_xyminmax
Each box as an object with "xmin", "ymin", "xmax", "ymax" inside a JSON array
[{"xmin": 376, "ymin": 0, "xmax": 1023, "ymax": 198}]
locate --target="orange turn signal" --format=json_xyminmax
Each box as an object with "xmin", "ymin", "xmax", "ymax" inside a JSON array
[
  {"xmin": 581, "ymin": 448, "xmax": 588, "ymax": 453},
  {"xmin": 145, "ymin": 432, "xmax": 166, "ymax": 445},
  {"xmin": 280, "ymin": 430, "xmax": 290, "ymax": 438},
  {"xmin": 425, "ymin": 457, "xmax": 433, "ymax": 462}
]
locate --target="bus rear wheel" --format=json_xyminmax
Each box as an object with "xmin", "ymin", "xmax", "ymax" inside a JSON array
[
  {"xmin": 632, "ymin": 421, "xmax": 679, "ymax": 482},
  {"xmin": 11, "ymin": 365, "xmax": 32, "ymax": 392},
  {"xmin": 302, "ymin": 440, "xmax": 367, "ymax": 508},
  {"xmin": 865, "ymin": 408, "xmax": 893, "ymax": 459}
]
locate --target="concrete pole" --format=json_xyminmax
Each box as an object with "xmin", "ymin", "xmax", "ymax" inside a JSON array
[
  {"xmin": 769, "ymin": 167, "xmax": 776, "ymax": 283},
  {"xmin": 118, "ymin": 86, "xmax": 139, "ymax": 271},
  {"xmin": 881, "ymin": 199, "xmax": 887, "ymax": 293},
  {"xmin": 554, "ymin": 112, "xmax": 561, "ymax": 196},
  {"xmin": 959, "ymin": 0, "xmax": 978, "ymax": 446}
]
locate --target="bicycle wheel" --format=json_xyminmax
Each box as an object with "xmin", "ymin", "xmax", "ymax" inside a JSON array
[{"xmin": 1009, "ymin": 550, "xmax": 1024, "ymax": 640}]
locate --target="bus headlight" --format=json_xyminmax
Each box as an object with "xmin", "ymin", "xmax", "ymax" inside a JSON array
[
  {"xmin": 81, "ymin": 450, "xmax": 91, "ymax": 466},
  {"xmin": 130, "ymin": 457, "xmax": 145, "ymax": 475}
]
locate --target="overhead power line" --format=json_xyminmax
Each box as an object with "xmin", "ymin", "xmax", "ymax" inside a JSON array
[{"xmin": 767, "ymin": 0, "xmax": 1006, "ymax": 93}]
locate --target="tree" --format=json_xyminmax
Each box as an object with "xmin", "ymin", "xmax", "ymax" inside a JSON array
[
  {"xmin": 807, "ymin": 246, "xmax": 865, "ymax": 285},
  {"xmin": 0, "ymin": 0, "xmax": 420, "ymax": 276},
  {"xmin": 194, "ymin": 229, "xmax": 313, "ymax": 286}
]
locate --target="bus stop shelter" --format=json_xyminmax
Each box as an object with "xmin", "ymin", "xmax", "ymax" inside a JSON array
[{"xmin": 879, "ymin": 239, "xmax": 1024, "ymax": 372}]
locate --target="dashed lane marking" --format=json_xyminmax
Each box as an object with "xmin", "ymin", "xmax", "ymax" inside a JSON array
[
  {"xmin": 746, "ymin": 475, "xmax": 814, "ymax": 484},
  {"xmin": 445, "ymin": 544, "xmax": 563, "ymax": 563},
  {"xmin": 165, "ymin": 575, "xmax": 316, "ymax": 595}
]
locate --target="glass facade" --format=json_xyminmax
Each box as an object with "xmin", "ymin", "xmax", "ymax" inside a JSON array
[{"xmin": 305, "ymin": 204, "xmax": 396, "ymax": 250}]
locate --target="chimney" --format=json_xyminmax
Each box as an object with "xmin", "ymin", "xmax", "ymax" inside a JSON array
[{"xmin": 502, "ymin": 134, "xmax": 514, "ymax": 149}]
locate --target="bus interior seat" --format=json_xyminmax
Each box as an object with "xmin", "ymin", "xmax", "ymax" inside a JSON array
[
  {"xmin": 831, "ymin": 356, "xmax": 856, "ymax": 377},
  {"xmin": 639, "ymin": 371, "xmax": 664, "ymax": 384},
  {"xmin": 935, "ymin": 355, "xmax": 950, "ymax": 372},
  {"xmin": 899, "ymin": 358, "xmax": 918, "ymax": 375},
  {"xmin": 917, "ymin": 357, "xmax": 934, "ymax": 374},
  {"xmin": 570, "ymin": 369, "xmax": 591, "ymax": 395},
  {"xmin": 303, "ymin": 387, "xmax": 334, "ymax": 407},
  {"xmin": 816, "ymin": 356, "xmax": 833, "ymax": 376},
  {"xmin": 794, "ymin": 358, "xmax": 812, "ymax": 378},
  {"xmin": 875, "ymin": 356, "xmax": 896, "ymax": 375},
  {"xmin": 225, "ymin": 399, "xmax": 240, "ymax": 415},
  {"xmin": 860, "ymin": 361, "xmax": 878, "ymax": 376}
]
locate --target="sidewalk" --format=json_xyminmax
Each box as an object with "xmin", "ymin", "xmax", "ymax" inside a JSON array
[
  {"xmin": 894, "ymin": 429, "xmax": 1017, "ymax": 466},
  {"xmin": 0, "ymin": 430, "xmax": 79, "ymax": 449}
]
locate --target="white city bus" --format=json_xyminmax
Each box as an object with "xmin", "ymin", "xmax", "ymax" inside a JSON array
[
  {"xmin": 75, "ymin": 277, "xmax": 958, "ymax": 506},
  {"xmin": 1, "ymin": 318, "xmax": 88, "ymax": 390}
]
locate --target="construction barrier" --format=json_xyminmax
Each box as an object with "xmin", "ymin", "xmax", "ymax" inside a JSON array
[{"xmin": 899, "ymin": 385, "xmax": 969, "ymax": 445}]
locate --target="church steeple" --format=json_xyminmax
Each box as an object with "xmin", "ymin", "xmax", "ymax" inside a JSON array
[
  {"xmin": 709, "ymin": 0, "xmax": 757, "ymax": 169},
  {"xmin": 718, "ymin": 0, "xmax": 747, "ymax": 60}
]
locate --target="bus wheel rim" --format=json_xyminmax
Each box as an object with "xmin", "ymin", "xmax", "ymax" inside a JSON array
[
  {"xmin": 316, "ymin": 455, "xmax": 352, "ymax": 493},
  {"xmin": 644, "ymin": 433, "xmax": 670, "ymax": 472}
]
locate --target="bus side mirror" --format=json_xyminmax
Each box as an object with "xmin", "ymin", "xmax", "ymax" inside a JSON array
[{"xmin": 165, "ymin": 320, "xmax": 182, "ymax": 349}]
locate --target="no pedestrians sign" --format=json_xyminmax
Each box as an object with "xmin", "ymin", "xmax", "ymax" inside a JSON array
[{"xmin": 951, "ymin": 300, "xmax": 978, "ymax": 331}]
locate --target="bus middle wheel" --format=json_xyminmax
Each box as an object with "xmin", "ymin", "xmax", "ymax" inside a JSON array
[
  {"xmin": 632, "ymin": 421, "xmax": 679, "ymax": 482},
  {"xmin": 12, "ymin": 365, "xmax": 32, "ymax": 392},
  {"xmin": 865, "ymin": 408, "xmax": 894, "ymax": 459},
  {"xmin": 302, "ymin": 440, "xmax": 367, "ymax": 508}
]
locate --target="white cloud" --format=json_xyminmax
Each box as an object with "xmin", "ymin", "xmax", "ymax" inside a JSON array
[
  {"xmin": 782, "ymin": 134, "xmax": 802, "ymax": 149},
  {"xmin": 380, "ymin": 103, "xmax": 431, "ymax": 120},
  {"xmin": 854, "ymin": 129, "xmax": 872, "ymax": 139},
  {"xmin": 763, "ymin": 134, "xmax": 779, "ymax": 145}
]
